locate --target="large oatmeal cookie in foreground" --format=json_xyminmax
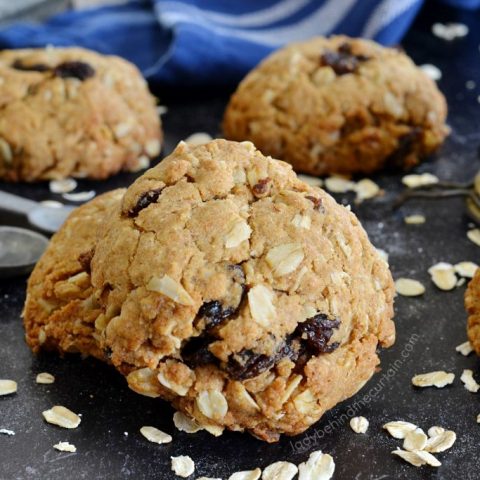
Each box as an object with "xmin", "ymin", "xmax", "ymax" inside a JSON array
[
  {"xmin": 0, "ymin": 47, "xmax": 162, "ymax": 182},
  {"xmin": 24, "ymin": 189, "xmax": 125, "ymax": 359},
  {"xmin": 91, "ymin": 139, "xmax": 395, "ymax": 442},
  {"xmin": 223, "ymin": 36, "xmax": 448, "ymax": 176},
  {"xmin": 465, "ymin": 269, "xmax": 480, "ymax": 355}
]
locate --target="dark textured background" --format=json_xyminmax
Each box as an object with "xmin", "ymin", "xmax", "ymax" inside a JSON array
[{"xmin": 1, "ymin": 3, "xmax": 480, "ymax": 479}]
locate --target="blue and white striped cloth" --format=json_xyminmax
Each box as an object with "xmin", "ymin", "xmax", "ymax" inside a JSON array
[{"xmin": 0, "ymin": 0, "xmax": 474, "ymax": 85}]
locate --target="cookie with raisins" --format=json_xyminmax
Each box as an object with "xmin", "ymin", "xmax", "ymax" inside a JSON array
[
  {"xmin": 90, "ymin": 139, "xmax": 395, "ymax": 442},
  {"xmin": 24, "ymin": 189, "xmax": 125, "ymax": 358},
  {"xmin": 223, "ymin": 36, "xmax": 448, "ymax": 176},
  {"xmin": 465, "ymin": 268, "xmax": 480, "ymax": 355},
  {"xmin": 0, "ymin": 47, "xmax": 162, "ymax": 181}
]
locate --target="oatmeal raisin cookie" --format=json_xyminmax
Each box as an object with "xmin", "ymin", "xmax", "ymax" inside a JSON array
[
  {"xmin": 465, "ymin": 268, "xmax": 480, "ymax": 355},
  {"xmin": 0, "ymin": 47, "xmax": 162, "ymax": 181},
  {"xmin": 223, "ymin": 36, "xmax": 448, "ymax": 176},
  {"xmin": 90, "ymin": 139, "xmax": 395, "ymax": 441},
  {"xmin": 24, "ymin": 189, "xmax": 125, "ymax": 358}
]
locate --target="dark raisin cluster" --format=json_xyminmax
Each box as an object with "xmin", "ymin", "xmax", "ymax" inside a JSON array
[
  {"xmin": 12, "ymin": 59, "xmax": 95, "ymax": 81},
  {"xmin": 12, "ymin": 60, "xmax": 50, "ymax": 72},
  {"xmin": 320, "ymin": 43, "xmax": 369, "ymax": 75},
  {"xmin": 53, "ymin": 61, "xmax": 95, "ymax": 81},
  {"xmin": 127, "ymin": 188, "xmax": 164, "ymax": 217},
  {"xmin": 294, "ymin": 314, "xmax": 340, "ymax": 355},
  {"xmin": 181, "ymin": 335, "xmax": 217, "ymax": 367},
  {"xmin": 182, "ymin": 283, "xmax": 247, "ymax": 368},
  {"xmin": 197, "ymin": 301, "xmax": 235, "ymax": 330},
  {"xmin": 226, "ymin": 342, "xmax": 296, "ymax": 380},
  {"xmin": 182, "ymin": 306, "xmax": 340, "ymax": 380},
  {"xmin": 386, "ymin": 127, "xmax": 423, "ymax": 168}
]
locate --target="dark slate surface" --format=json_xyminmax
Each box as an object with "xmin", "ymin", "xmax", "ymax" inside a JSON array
[{"xmin": 1, "ymin": 4, "xmax": 480, "ymax": 479}]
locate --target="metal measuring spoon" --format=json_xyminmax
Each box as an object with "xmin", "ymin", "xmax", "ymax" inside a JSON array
[
  {"xmin": 0, "ymin": 226, "xmax": 49, "ymax": 278},
  {"xmin": 0, "ymin": 190, "xmax": 74, "ymax": 233}
]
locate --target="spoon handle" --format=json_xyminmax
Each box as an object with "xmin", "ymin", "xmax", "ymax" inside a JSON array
[{"xmin": 0, "ymin": 190, "xmax": 39, "ymax": 216}]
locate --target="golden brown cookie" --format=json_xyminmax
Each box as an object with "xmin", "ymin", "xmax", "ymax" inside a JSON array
[
  {"xmin": 0, "ymin": 47, "xmax": 162, "ymax": 182},
  {"xmin": 465, "ymin": 268, "xmax": 480, "ymax": 355},
  {"xmin": 24, "ymin": 189, "xmax": 125, "ymax": 359},
  {"xmin": 90, "ymin": 139, "xmax": 395, "ymax": 442},
  {"xmin": 223, "ymin": 36, "xmax": 449, "ymax": 176}
]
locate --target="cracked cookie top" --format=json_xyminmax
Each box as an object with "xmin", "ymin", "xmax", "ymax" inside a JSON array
[
  {"xmin": 90, "ymin": 140, "xmax": 395, "ymax": 440},
  {"xmin": 0, "ymin": 47, "xmax": 162, "ymax": 181},
  {"xmin": 223, "ymin": 35, "xmax": 449, "ymax": 176}
]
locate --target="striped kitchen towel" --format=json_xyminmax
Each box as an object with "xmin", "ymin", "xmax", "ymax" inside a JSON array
[{"xmin": 0, "ymin": 0, "xmax": 457, "ymax": 85}]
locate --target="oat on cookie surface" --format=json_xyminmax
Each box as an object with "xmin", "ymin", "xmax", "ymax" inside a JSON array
[
  {"xmin": 90, "ymin": 139, "xmax": 395, "ymax": 442},
  {"xmin": 23, "ymin": 189, "xmax": 125, "ymax": 359},
  {"xmin": 0, "ymin": 47, "xmax": 162, "ymax": 182},
  {"xmin": 465, "ymin": 268, "xmax": 480, "ymax": 355},
  {"xmin": 223, "ymin": 36, "xmax": 448, "ymax": 176}
]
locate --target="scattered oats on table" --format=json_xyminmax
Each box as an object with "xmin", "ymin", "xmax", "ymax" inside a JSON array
[
  {"xmin": 50, "ymin": 178, "xmax": 77, "ymax": 194},
  {"xmin": 455, "ymin": 341, "xmax": 473, "ymax": 356},
  {"xmin": 432, "ymin": 22, "xmax": 469, "ymax": 41},
  {"xmin": 42, "ymin": 406, "xmax": 81, "ymax": 429},
  {"xmin": 140, "ymin": 426, "xmax": 172, "ymax": 444},
  {"xmin": 392, "ymin": 449, "xmax": 441, "ymax": 468},
  {"xmin": 262, "ymin": 461, "xmax": 298, "ymax": 480},
  {"xmin": 324, "ymin": 176, "xmax": 355, "ymax": 193},
  {"xmin": 0, "ymin": 379, "xmax": 17, "ymax": 396},
  {"xmin": 404, "ymin": 214, "xmax": 426, "ymax": 224},
  {"xmin": 428, "ymin": 262, "xmax": 457, "ymax": 291},
  {"xmin": 171, "ymin": 455, "xmax": 195, "ymax": 478},
  {"xmin": 36, "ymin": 372, "xmax": 55, "ymax": 384},
  {"xmin": 455, "ymin": 261, "xmax": 478, "ymax": 278},
  {"xmin": 460, "ymin": 369, "xmax": 480, "ymax": 393},
  {"xmin": 411, "ymin": 371, "xmax": 455, "ymax": 388},
  {"xmin": 350, "ymin": 416, "xmax": 369, "ymax": 434},
  {"xmin": 401, "ymin": 173, "xmax": 439, "ymax": 188},
  {"xmin": 427, "ymin": 426, "xmax": 444, "ymax": 438},
  {"xmin": 298, "ymin": 450, "xmax": 335, "ymax": 480},
  {"xmin": 62, "ymin": 190, "xmax": 96, "ymax": 202},
  {"xmin": 53, "ymin": 441, "xmax": 77, "ymax": 453},
  {"xmin": 425, "ymin": 429, "xmax": 456, "ymax": 453},
  {"xmin": 403, "ymin": 428, "xmax": 428, "ymax": 451},
  {"xmin": 354, "ymin": 178, "xmax": 381, "ymax": 202},
  {"xmin": 395, "ymin": 278, "xmax": 425, "ymax": 297},
  {"xmin": 228, "ymin": 469, "xmax": 262, "ymax": 480},
  {"xmin": 383, "ymin": 421, "xmax": 418, "ymax": 439},
  {"xmin": 467, "ymin": 228, "xmax": 480, "ymax": 247}
]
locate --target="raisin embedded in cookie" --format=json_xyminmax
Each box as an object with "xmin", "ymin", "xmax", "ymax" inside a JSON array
[
  {"xmin": 223, "ymin": 36, "xmax": 449, "ymax": 176},
  {"xmin": 24, "ymin": 189, "xmax": 125, "ymax": 358},
  {"xmin": 0, "ymin": 47, "xmax": 162, "ymax": 182},
  {"xmin": 465, "ymin": 269, "xmax": 480, "ymax": 355},
  {"xmin": 90, "ymin": 139, "xmax": 395, "ymax": 442}
]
